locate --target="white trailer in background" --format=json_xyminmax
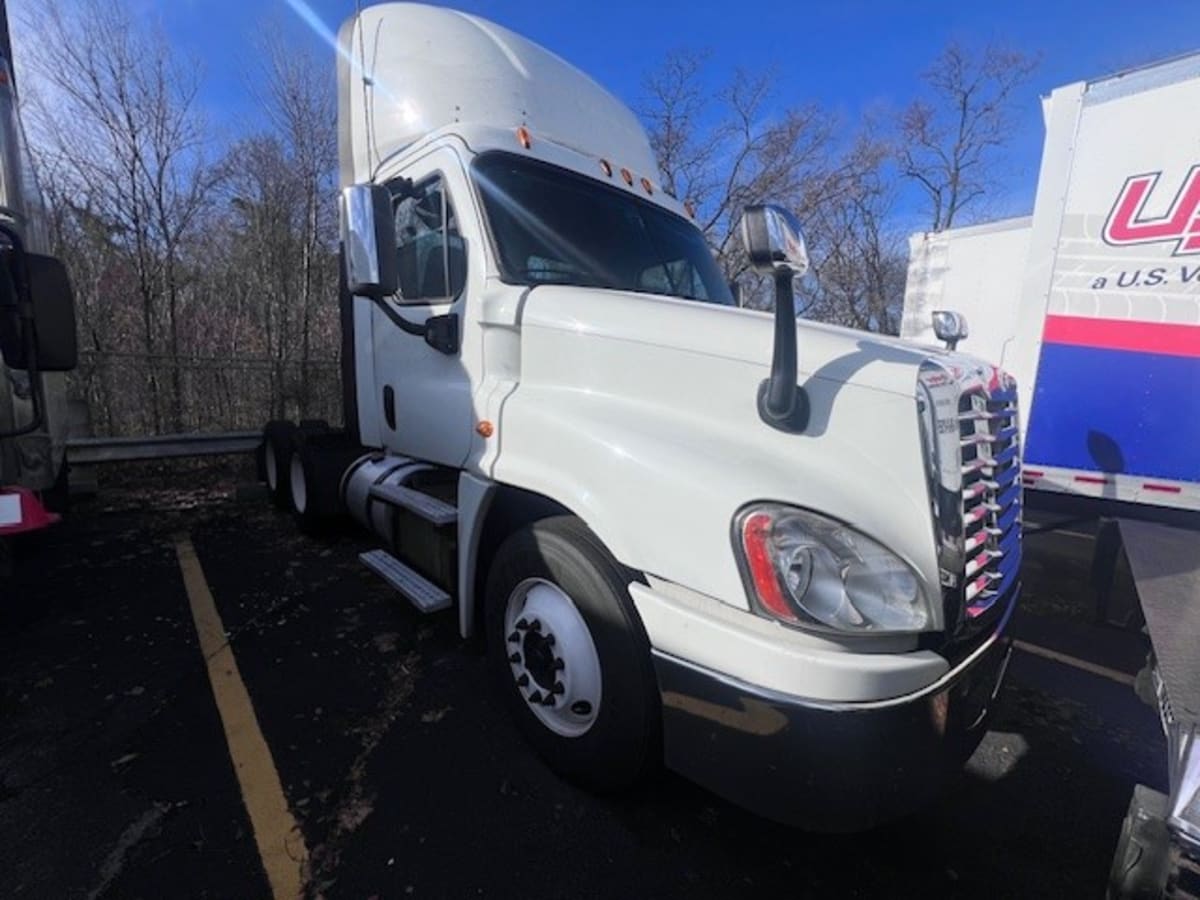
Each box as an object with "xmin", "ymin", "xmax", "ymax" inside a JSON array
[{"xmin": 903, "ymin": 52, "xmax": 1200, "ymax": 897}]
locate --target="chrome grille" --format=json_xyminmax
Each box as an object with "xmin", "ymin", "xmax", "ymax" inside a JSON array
[{"xmin": 958, "ymin": 387, "xmax": 1021, "ymax": 617}]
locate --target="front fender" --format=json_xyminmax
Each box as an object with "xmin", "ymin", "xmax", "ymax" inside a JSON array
[{"xmin": 492, "ymin": 373, "xmax": 935, "ymax": 616}]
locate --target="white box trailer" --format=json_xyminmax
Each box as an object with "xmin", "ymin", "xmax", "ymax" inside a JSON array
[
  {"xmin": 903, "ymin": 53, "xmax": 1200, "ymax": 896},
  {"xmin": 904, "ymin": 55, "xmax": 1200, "ymax": 514}
]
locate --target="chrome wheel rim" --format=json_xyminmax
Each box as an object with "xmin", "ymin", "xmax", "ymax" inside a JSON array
[{"xmin": 503, "ymin": 578, "xmax": 601, "ymax": 737}]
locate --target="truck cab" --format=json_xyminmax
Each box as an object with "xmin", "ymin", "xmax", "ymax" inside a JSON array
[{"xmin": 267, "ymin": 2, "xmax": 1023, "ymax": 830}]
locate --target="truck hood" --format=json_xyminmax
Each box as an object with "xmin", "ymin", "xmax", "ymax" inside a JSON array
[
  {"xmin": 488, "ymin": 285, "xmax": 991, "ymax": 626},
  {"xmin": 520, "ymin": 285, "xmax": 951, "ymax": 396}
]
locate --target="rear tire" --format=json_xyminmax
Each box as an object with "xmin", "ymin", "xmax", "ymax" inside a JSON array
[
  {"xmin": 262, "ymin": 420, "xmax": 297, "ymax": 510},
  {"xmin": 288, "ymin": 430, "xmax": 361, "ymax": 535},
  {"xmin": 289, "ymin": 439, "xmax": 317, "ymax": 533},
  {"xmin": 485, "ymin": 516, "xmax": 659, "ymax": 792}
]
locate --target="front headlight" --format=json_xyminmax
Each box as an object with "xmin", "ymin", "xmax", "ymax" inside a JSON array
[{"xmin": 734, "ymin": 504, "xmax": 934, "ymax": 634}]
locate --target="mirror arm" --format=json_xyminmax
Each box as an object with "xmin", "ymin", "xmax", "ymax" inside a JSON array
[
  {"xmin": 369, "ymin": 294, "xmax": 426, "ymax": 337},
  {"xmin": 368, "ymin": 295, "xmax": 460, "ymax": 355},
  {"xmin": 757, "ymin": 268, "xmax": 809, "ymax": 434},
  {"xmin": 738, "ymin": 203, "xmax": 810, "ymax": 435}
]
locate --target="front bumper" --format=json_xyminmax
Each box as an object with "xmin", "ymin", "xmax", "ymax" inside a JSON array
[{"xmin": 653, "ymin": 608, "xmax": 1014, "ymax": 832}]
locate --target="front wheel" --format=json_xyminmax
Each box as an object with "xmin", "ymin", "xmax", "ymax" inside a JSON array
[{"xmin": 485, "ymin": 516, "xmax": 659, "ymax": 792}]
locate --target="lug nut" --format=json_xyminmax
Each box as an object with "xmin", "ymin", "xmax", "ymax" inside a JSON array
[
  {"xmin": 542, "ymin": 695, "xmax": 556, "ymax": 707},
  {"xmin": 551, "ymin": 682, "xmax": 564, "ymax": 695},
  {"xmin": 553, "ymin": 658, "xmax": 565, "ymax": 671},
  {"xmin": 528, "ymin": 690, "xmax": 543, "ymax": 704},
  {"xmin": 507, "ymin": 631, "xmax": 521, "ymax": 643},
  {"xmin": 516, "ymin": 674, "xmax": 529, "ymax": 687},
  {"xmin": 516, "ymin": 618, "xmax": 530, "ymax": 631},
  {"xmin": 530, "ymin": 619, "xmax": 542, "ymax": 632},
  {"xmin": 508, "ymin": 653, "xmax": 521, "ymax": 664},
  {"xmin": 545, "ymin": 634, "xmax": 555, "ymax": 646}
]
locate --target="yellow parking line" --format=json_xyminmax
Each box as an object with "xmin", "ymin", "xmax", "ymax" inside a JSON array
[
  {"xmin": 175, "ymin": 534, "xmax": 308, "ymax": 899},
  {"xmin": 1013, "ymin": 639, "xmax": 1136, "ymax": 687}
]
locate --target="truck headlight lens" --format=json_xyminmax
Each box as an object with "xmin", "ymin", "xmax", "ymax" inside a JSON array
[{"xmin": 735, "ymin": 505, "xmax": 932, "ymax": 633}]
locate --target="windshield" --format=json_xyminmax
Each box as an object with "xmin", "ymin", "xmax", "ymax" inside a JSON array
[{"xmin": 472, "ymin": 153, "xmax": 734, "ymax": 305}]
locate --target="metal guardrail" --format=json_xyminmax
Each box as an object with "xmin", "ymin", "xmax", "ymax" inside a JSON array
[{"xmin": 66, "ymin": 431, "xmax": 261, "ymax": 464}]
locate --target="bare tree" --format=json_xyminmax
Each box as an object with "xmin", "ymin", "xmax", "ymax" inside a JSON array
[
  {"xmin": 639, "ymin": 52, "xmax": 909, "ymax": 327},
  {"xmin": 899, "ymin": 42, "xmax": 1038, "ymax": 232},
  {"xmin": 640, "ymin": 50, "xmax": 845, "ymax": 289},
  {"xmin": 25, "ymin": 0, "xmax": 219, "ymax": 431},
  {"xmin": 802, "ymin": 136, "xmax": 907, "ymax": 334},
  {"xmin": 22, "ymin": 3, "xmax": 343, "ymax": 435},
  {"xmin": 254, "ymin": 36, "xmax": 339, "ymax": 416}
]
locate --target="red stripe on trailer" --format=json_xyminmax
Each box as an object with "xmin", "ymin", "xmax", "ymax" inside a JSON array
[
  {"xmin": 1074, "ymin": 475, "xmax": 1110, "ymax": 485},
  {"xmin": 1024, "ymin": 470, "xmax": 1045, "ymax": 479},
  {"xmin": 1043, "ymin": 315, "xmax": 1200, "ymax": 358},
  {"xmin": 1143, "ymin": 483, "xmax": 1183, "ymax": 494}
]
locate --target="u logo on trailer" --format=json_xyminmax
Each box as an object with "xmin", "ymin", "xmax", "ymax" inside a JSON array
[{"xmin": 1102, "ymin": 164, "xmax": 1200, "ymax": 256}]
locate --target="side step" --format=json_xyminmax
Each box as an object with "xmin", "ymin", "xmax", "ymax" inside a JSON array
[
  {"xmin": 359, "ymin": 549, "xmax": 452, "ymax": 613},
  {"xmin": 368, "ymin": 482, "xmax": 457, "ymax": 527}
]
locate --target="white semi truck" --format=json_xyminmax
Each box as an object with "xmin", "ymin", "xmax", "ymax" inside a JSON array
[
  {"xmin": 903, "ymin": 53, "xmax": 1200, "ymax": 895},
  {"xmin": 0, "ymin": 7, "xmax": 78, "ymax": 567},
  {"xmin": 262, "ymin": 2, "xmax": 1023, "ymax": 831}
]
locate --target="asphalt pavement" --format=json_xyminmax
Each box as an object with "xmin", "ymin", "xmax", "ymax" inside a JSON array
[{"xmin": 0, "ymin": 463, "xmax": 1167, "ymax": 898}]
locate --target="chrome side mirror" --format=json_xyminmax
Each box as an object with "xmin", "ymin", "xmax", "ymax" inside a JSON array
[
  {"xmin": 931, "ymin": 310, "xmax": 969, "ymax": 351},
  {"xmin": 739, "ymin": 205, "xmax": 809, "ymax": 277},
  {"xmin": 737, "ymin": 204, "xmax": 811, "ymax": 433},
  {"xmin": 340, "ymin": 184, "xmax": 398, "ymax": 299}
]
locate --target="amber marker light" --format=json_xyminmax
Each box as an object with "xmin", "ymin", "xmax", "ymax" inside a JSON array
[
  {"xmin": 620, "ymin": 167, "xmax": 633, "ymax": 186},
  {"xmin": 640, "ymin": 177, "xmax": 654, "ymax": 195},
  {"xmin": 476, "ymin": 421, "xmax": 495, "ymax": 438},
  {"xmin": 599, "ymin": 159, "xmax": 613, "ymax": 177},
  {"xmin": 516, "ymin": 126, "xmax": 532, "ymax": 149}
]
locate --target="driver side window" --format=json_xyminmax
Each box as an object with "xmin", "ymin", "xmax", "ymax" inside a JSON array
[{"xmin": 390, "ymin": 175, "xmax": 466, "ymax": 304}]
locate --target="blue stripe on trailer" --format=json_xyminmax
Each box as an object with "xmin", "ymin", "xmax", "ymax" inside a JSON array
[{"xmin": 1025, "ymin": 343, "xmax": 1200, "ymax": 484}]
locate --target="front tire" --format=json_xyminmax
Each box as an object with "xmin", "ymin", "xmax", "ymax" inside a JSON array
[{"xmin": 485, "ymin": 516, "xmax": 659, "ymax": 792}]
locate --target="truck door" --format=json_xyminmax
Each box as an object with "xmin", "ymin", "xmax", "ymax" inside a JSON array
[{"xmin": 373, "ymin": 150, "xmax": 476, "ymax": 467}]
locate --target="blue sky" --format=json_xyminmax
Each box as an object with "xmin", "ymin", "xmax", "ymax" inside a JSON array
[{"xmin": 15, "ymin": 0, "xmax": 1200, "ymax": 225}]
